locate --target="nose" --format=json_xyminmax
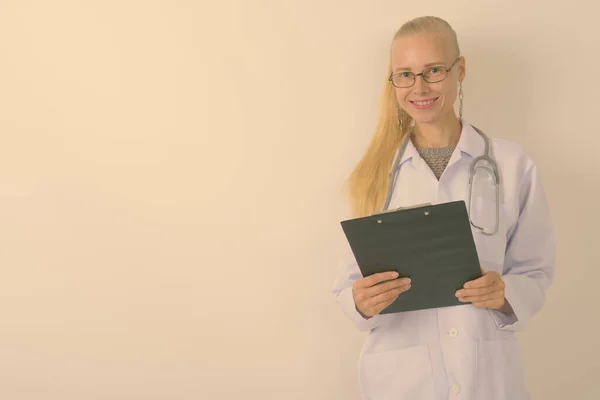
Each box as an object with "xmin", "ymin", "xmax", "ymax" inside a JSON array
[{"xmin": 412, "ymin": 74, "xmax": 429, "ymax": 94}]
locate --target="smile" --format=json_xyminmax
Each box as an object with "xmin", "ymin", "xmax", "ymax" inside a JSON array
[{"xmin": 410, "ymin": 97, "xmax": 439, "ymax": 109}]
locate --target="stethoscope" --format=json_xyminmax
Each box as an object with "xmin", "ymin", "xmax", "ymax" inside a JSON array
[{"xmin": 382, "ymin": 124, "xmax": 500, "ymax": 236}]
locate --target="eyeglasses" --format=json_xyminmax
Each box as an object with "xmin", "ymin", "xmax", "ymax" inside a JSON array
[{"xmin": 389, "ymin": 57, "xmax": 461, "ymax": 88}]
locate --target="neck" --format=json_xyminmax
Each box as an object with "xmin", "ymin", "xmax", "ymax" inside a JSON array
[{"xmin": 411, "ymin": 114, "xmax": 462, "ymax": 148}]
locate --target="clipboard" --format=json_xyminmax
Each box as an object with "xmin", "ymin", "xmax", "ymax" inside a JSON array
[{"xmin": 340, "ymin": 200, "xmax": 482, "ymax": 314}]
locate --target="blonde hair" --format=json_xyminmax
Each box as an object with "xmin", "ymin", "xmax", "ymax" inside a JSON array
[{"xmin": 344, "ymin": 16, "xmax": 461, "ymax": 217}]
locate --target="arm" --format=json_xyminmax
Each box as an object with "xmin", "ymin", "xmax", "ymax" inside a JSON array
[
  {"xmin": 331, "ymin": 237, "xmax": 382, "ymax": 332},
  {"xmin": 491, "ymin": 162, "xmax": 556, "ymax": 331}
]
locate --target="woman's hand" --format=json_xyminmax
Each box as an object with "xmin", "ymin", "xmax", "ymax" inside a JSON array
[
  {"xmin": 455, "ymin": 270, "xmax": 513, "ymax": 313},
  {"xmin": 352, "ymin": 271, "xmax": 411, "ymax": 319}
]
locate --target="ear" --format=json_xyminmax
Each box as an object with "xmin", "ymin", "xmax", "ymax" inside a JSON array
[{"xmin": 458, "ymin": 56, "xmax": 466, "ymax": 82}]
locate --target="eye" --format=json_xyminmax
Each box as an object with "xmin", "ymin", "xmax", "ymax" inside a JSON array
[
  {"xmin": 424, "ymin": 66, "xmax": 446, "ymax": 78},
  {"xmin": 400, "ymin": 72, "xmax": 411, "ymax": 78}
]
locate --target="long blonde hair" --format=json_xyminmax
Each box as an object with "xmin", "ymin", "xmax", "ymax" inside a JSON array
[{"xmin": 344, "ymin": 16, "xmax": 461, "ymax": 217}]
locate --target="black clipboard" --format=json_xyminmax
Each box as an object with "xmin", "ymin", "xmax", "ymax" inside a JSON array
[{"xmin": 340, "ymin": 200, "xmax": 482, "ymax": 314}]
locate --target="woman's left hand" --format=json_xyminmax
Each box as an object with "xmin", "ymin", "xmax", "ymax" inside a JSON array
[{"xmin": 456, "ymin": 270, "xmax": 512, "ymax": 312}]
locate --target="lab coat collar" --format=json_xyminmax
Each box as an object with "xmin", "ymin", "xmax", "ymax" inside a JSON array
[
  {"xmin": 456, "ymin": 120, "xmax": 486, "ymax": 159},
  {"xmin": 388, "ymin": 120, "xmax": 486, "ymax": 173},
  {"xmin": 387, "ymin": 134, "xmax": 417, "ymax": 173}
]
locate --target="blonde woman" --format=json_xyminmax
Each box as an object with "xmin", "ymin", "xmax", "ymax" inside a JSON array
[{"xmin": 332, "ymin": 16, "xmax": 555, "ymax": 400}]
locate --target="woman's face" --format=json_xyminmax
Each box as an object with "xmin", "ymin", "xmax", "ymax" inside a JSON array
[{"xmin": 390, "ymin": 32, "xmax": 465, "ymax": 125}]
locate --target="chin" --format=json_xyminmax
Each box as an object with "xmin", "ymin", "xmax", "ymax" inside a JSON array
[
  {"xmin": 411, "ymin": 114, "xmax": 441, "ymax": 124},
  {"xmin": 409, "ymin": 109, "xmax": 455, "ymax": 126}
]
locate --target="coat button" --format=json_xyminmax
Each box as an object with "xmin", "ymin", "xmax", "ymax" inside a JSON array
[
  {"xmin": 449, "ymin": 328, "xmax": 458, "ymax": 337},
  {"xmin": 453, "ymin": 384, "xmax": 460, "ymax": 394}
]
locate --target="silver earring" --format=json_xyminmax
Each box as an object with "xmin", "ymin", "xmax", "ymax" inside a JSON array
[
  {"xmin": 397, "ymin": 108, "xmax": 403, "ymax": 129},
  {"xmin": 458, "ymin": 82, "xmax": 464, "ymax": 121}
]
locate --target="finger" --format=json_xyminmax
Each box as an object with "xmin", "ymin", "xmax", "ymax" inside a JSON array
[
  {"xmin": 463, "ymin": 271, "xmax": 499, "ymax": 289},
  {"xmin": 458, "ymin": 291, "xmax": 504, "ymax": 304},
  {"xmin": 463, "ymin": 275, "xmax": 494, "ymax": 289},
  {"xmin": 456, "ymin": 285, "xmax": 497, "ymax": 298},
  {"xmin": 472, "ymin": 299, "xmax": 504, "ymax": 309},
  {"xmin": 365, "ymin": 277, "xmax": 411, "ymax": 298},
  {"xmin": 355, "ymin": 285, "xmax": 406, "ymax": 318},
  {"xmin": 370, "ymin": 283, "xmax": 411, "ymax": 306},
  {"xmin": 355, "ymin": 271, "xmax": 400, "ymax": 289},
  {"xmin": 372, "ymin": 300, "xmax": 395, "ymax": 315},
  {"xmin": 352, "ymin": 276, "xmax": 409, "ymax": 310},
  {"xmin": 371, "ymin": 293, "xmax": 405, "ymax": 315},
  {"xmin": 457, "ymin": 279, "xmax": 504, "ymax": 298}
]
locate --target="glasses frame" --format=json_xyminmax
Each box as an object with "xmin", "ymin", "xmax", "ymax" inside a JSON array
[{"xmin": 388, "ymin": 57, "xmax": 461, "ymax": 88}]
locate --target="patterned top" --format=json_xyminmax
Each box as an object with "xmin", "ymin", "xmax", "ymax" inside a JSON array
[{"xmin": 415, "ymin": 145, "xmax": 457, "ymax": 180}]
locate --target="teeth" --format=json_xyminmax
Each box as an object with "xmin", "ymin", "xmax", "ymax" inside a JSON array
[{"xmin": 414, "ymin": 99, "xmax": 436, "ymax": 105}]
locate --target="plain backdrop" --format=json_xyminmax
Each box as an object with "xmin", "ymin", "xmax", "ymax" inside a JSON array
[{"xmin": 0, "ymin": 1, "xmax": 598, "ymax": 399}]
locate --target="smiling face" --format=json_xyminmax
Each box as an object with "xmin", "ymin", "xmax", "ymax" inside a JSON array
[{"xmin": 390, "ymin": 31, "xmax": 465, "ymax": 125}]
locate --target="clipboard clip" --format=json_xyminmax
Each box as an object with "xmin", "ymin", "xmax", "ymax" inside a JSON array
[{"xmin": 372, "ymin": 203, "xmax": 432, "ymax": 216}]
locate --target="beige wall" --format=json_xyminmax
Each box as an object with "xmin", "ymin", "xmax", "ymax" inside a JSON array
[{"xmin": 0, "ymin": 1, "xmax": 598, "ymax": 399}]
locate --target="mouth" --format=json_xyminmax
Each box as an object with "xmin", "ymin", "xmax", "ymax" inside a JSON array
[{"xmin": 410, "ymin": 97, "xmax": 440, "ymax": 110}]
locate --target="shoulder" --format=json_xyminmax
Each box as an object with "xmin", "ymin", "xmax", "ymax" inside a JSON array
[
  {"xmin": 487, "ymin": 134, "xmax": 536, "ymax": 177},
  {"xmin": 484, "ymin": 134, "xmax": 545, "ymax": 204},
  {"xmin": 491, "ymin": 136, "xmax": 533, "ymax": 163}
]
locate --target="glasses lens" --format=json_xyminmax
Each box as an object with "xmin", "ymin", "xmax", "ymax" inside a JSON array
[
  {"xmin": 392, "ymin": 73, "xmax": 414, "ymax": 88},
  {"xmin": 423, "ymin": 67, "xmax": 447, "ymax": 83},
  {"xmin": 470, "ymin": 163, "xmax": 497, "ymax": 232}
]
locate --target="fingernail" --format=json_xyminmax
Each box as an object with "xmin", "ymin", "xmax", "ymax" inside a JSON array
[
  {"xmin": 404, "ymin": 278, "xmax": 411, "ymax": 283},
  {"xmin": 392, "ymin": 272, "xmax": 399, "ymax": 278},
  {"xmin": 455, "ymin": 291, "xmax": 460, "ymax": 297}
]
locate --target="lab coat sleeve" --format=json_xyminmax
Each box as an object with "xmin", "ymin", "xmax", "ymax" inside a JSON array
[
  {"xmin": 491, "ymin": 162, "xmax": 556, "ymax": 331},
  {"xmin": 331, "ymin": 228, "xmax": 381, "ymax": 332}
]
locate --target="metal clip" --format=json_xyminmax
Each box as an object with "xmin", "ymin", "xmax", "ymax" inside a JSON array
[{"xmin": 373, "ymin": 203, "xmax": 432, "ymax": 216}]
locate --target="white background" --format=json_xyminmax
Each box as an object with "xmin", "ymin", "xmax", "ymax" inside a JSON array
[{"xmin": 0, "ymin": 1, "xmax": 598, "ymax": 399}]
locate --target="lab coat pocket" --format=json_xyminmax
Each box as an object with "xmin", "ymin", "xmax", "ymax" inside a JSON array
[
  {"xmin": 476, "ymin": 339, "xmax": 528, "ymax": 400},
  {"xmin": 360, "ymin": 345, "xmax": 437, "ymax": 400}
]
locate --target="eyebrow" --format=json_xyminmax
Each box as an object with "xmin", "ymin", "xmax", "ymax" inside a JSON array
[{"xmin": 393, "ymin": 61, "xmax": 446, "ymax": 72}]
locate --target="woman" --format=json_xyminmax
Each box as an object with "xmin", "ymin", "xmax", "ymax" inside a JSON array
[{"xmin": 332, "ymin": 16, "xmax": 555, "ymax": 400}]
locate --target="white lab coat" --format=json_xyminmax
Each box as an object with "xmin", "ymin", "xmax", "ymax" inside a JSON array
[{"xmin": 332, "ymin": 122, "xmax": 555, "ymax": 400}]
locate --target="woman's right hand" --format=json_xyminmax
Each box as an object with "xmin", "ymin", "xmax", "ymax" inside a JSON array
[{"xmin": 352, "ymin": 271, "xmax": 411, "ymax": 318}]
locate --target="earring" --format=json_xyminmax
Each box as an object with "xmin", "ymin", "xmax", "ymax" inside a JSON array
[
  {"xmin": 397, "ymin": 108, "xmax": 403, "ymax": 130},
  {"xmin": 458, "ymin": 82, "xmax": 464, "ymax": 121}
]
